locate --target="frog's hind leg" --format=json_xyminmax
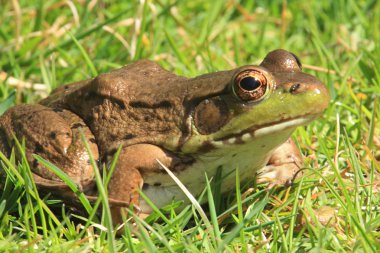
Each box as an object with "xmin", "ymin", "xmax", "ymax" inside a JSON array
[
  {"xmin": 256, "ymin": 138, "xmax": 304, "ymax": 188},
  {"xmin": 107, "ymin": 144, "xmax": 176, "ymax": 227},
  {"xmin": 0, "ymin": 104, "xmax": 99, "ymax": 195}
]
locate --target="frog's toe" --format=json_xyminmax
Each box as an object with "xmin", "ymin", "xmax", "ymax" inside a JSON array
[
  {"xmin": 108, "ymin": 199, "xmax": 151, "ymax": 235},
  {"xmin": 256, "ymin": 163, "xmax": 301, "ymax": 188}
]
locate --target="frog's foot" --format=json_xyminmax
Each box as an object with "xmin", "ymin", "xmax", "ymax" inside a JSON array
[
  {"xmin": 108, "ymin": 143, "xmax": 175, "ymax": 228},
  {"xmin": 256, "ymin": 138, "xmax": 304, "ymax": 189},
  {"xmin": 109, "ymin": 169, "xmax": 143, "ymax": 226},
  {"xmin": 256, "ymin": 162, "xmax": 301, "ymax": 188}
]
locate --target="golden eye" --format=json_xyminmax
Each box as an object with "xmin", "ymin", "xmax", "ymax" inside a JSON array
[{"xmin": 233, "ymin": 69, "xmax": 269, "ymax": 102}]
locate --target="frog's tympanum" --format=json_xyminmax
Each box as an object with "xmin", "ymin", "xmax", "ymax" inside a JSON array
[{"xmin": 0, "ymin": 49, "xmax": 329, "ymax": 225}]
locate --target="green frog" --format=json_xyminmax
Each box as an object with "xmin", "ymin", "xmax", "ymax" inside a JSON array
[{"xmin": 0, "ymin": 49, "xmax": 329, "ymax": 225}]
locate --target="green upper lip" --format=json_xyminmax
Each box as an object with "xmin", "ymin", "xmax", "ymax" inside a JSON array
[{"xmin": 213, "ymin": 113, "xmax": 319, "ymax": 142}]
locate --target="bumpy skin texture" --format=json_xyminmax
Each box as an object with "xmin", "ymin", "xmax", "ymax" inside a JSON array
[
  {"xmin": 39, "ymin": 60, "xmax": 238, "ymax": 156},
  {"xmin": 0, "ymin": 49, "xmax": 329, "ymax": 226}
]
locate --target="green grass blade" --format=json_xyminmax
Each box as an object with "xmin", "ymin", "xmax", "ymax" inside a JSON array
[
  {"xmin": 0, "ymin": 90, "xmax": 15, "ymax": 116},
  {"xmin": 79, "ymin": 130, "xmax": 116, "ymax": 253},
  {"xmin": 234, "ymin": 167, "xmax": 247, "ymax": 253},
  {"xmin": 68, "ymin": 33, "xmax": 98, "ymax": 76},
  {"xmin": 33, "ymin": 155, "xmax": 93, "ymax": 215},
  {"xmin": 205, "ymin": 173, "xmax": 220, "ymax": 247},
  {"xmin": 218, "ymin": 193, "xmax": 269, "ymax": 251}
]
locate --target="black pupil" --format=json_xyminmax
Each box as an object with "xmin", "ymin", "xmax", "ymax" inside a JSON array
[{"xmin": 240, "ymin": 76, "xmax": 261, "ymax": 91}]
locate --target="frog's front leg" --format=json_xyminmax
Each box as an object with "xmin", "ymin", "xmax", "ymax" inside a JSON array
[
  {"xmin": 256, "ymin": 138, "xmax": 304, "ymax": 188},
  {"xmin": 108, "ymin": 144, "xmax": 175, "ymax": 225}
]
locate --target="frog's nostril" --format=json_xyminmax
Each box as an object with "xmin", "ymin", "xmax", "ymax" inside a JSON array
[{"xmin": 289, "ymin": 83, "xmax": 301, "ymax": 94}]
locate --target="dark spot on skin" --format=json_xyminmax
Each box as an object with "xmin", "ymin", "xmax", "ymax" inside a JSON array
[
  {"xmin": 234, "ymin": 136, "xmax": 244, "ymax": 145},
  {"xmin": 115, "ymin": 100, "xmax": 126, "ymax": 109},
  {"xmin": 49, "ymin": 132, "xmax": 56, "ymax": 139},
  {"xmin": 82, "ymin": 91, "xmax": 125, "ymax": 111},
  {"xmin": 232, "ymin": 153, "xmax": 237, "ymax": 157},
  {"xmin": 85, "ymin": 92, "xmax": 96, "ymax": 100},
  {"xmin": 35, "ymin": 143, "xmax": 44, "ymax": 153},
  {"xmin": 110, "ymin": 134, "xmax": 118, "ymax": 141},
  {"xmin": 153, "ymin": 182, "xmax": 162, "ymax": 187},
  {"xmin": 129, "ymin": 100, "xmax": 172, "ymax": 109},
  {"xmin": 181, "ymin": 156, "xmax": 195, "ymax": 164},
  {"xmin": 72, "ymin": 123, "xmax": 84, "ymax": 129},
  {"xmin": 289, "ymin": 83, "xmax": 301, "ymax": 94},
  {"xmin": 177, "ymin": 118, "xmax": 192, "ymax": 150},
  {"xmin": 65, "ymin": 132, "xmax": 70, "ymax": 137},
  {"xmin": 168, "ymin": 155, "xmax": 195, "ymax": 172},
  {"xmin": 158, "ymin": 101, "xmax": 172, "ymax": 108},
  {"xmin": 53, "ymin": 108, "xmax": 64, "ymax": 113},
  {"xmin": 157, "ymin": 170, "xmax": 167, "ymax": 174},
  {"xmin": 172, "ymin": 164, "xmax": 190, "ymax": 172},
  {"xmin": 89, "ymin": 137, "xmax": 96, "ymax": 143},
  {"xmin": 197, "ymin": 141, "xmax": 215, "ymax": 153},
  {"xmin": 124, "ymin": 134, "xmax": 135, "ymax": 140}
]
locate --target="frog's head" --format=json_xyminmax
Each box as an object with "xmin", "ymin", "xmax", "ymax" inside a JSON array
[{"xmin": 180, "ymin": 49, "xmax": 330, "ymax": 153}]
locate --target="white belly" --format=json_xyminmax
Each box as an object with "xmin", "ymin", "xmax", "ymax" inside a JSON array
[{"xmin": 139, "ymin": 128, "xmax": 294, "ymax": 213}]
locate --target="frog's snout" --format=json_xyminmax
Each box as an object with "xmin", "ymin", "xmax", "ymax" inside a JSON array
[
  {"xmin": 311, "ymin": 82, "xmax": 330, "ymax": 110},
  {"xmin": 294, "ymin": 80, "xmax": 330, "ymax": 111}
]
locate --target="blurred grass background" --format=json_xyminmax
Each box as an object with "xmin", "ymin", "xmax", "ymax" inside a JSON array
[{"xmin": 0, "ymin": 0, "xmax": 379, "ymax": 252}]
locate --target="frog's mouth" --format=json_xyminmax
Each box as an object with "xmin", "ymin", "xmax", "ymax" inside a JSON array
[{"xmin": 211, "ymin": 114, "xmax": 318, "ymax": 146}]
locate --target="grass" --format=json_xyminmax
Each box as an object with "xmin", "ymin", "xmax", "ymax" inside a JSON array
[{"xmin": 0, "ymin": 0, "xmax": 379, "ymax": 252}]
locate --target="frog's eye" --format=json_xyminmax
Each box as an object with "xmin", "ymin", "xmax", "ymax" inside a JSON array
[{"xmin": 233, "ymin": 69, "xmax": 269, "ymax": 102}]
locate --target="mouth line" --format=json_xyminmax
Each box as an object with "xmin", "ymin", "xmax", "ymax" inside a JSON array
[
  {"xmin": 253, "ymin": 116, "xmax": 315, "ymax": 137},
  {"xmin": 213, "ymin": 114, "xmax": 319, "ymax": 144}
]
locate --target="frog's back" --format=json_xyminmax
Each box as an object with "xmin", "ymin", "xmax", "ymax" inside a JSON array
[
  {"xmin": 41, "ymin": 60, "xmax": 185, "ymax": 106},
  {"xmin": 41, "ymin": 60, "xmax": 188, "ymax": 157}
]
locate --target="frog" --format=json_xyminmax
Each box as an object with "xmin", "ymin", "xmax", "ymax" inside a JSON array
[{"xmin": 0, "ymin": 49, "xmax": 329, "ymax": 225}]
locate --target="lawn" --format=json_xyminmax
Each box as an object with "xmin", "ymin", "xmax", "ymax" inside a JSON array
[{"xmin": 0, "ymin": 0, "xmax": 379, "ymax": 252}]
